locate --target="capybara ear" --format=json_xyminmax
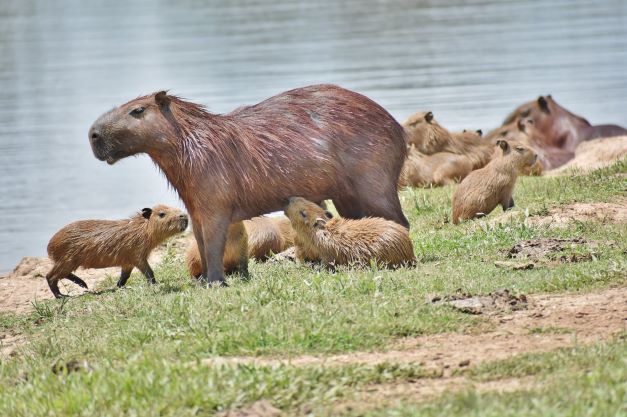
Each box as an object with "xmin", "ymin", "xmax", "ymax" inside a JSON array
[
  {"xmin": 141, "ymin": 208, "xmax": 153, "ymax": 219},
  {"xmin": 324, "ymin": 210, "xmax": 333, "ymax": 219},
  {"xmin": 424, "ymin": 111, "xmax": 434, "ymax": 124},
  {"xmin": 155, "ymin": 91, "xmax": 171, "ymax": 108},
  {"xmin": 476, "ymin": 129, "xmax": 483, "ymax": 137},
  {"xmin": 314, "ymin": 217, "xmax": 327, "ymax": 229},
  {"xmin": 497, "ymin": 140, "xmax": 510, "ymax": 153},
  {"xmin": 537, "ymin": 96, "xmax": 550, "ymax": 114},
  {"xmin": 517, "ymin": 119, "xmax": 526, "ymax": 133}
]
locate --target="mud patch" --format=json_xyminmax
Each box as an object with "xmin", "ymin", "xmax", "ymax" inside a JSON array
[
  {"xmin": 431, "ymin": 289, "xmax": 528, "ymax": 315},
  {"xmin": 506, "ymin": 237, "xmax": 607, "ymax": 264}
]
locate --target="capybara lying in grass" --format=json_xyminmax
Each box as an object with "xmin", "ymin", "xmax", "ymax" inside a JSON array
[
  {"xmin": 46, "ymin": 205, "xmax": 188, "ymax": 298},
  {"xmin": 399, "ymin": 146, "xmax": 473, "ymax": 188},
  {"xmin": 186, "ymin": 216, "xmax": 294, "ymax": 277},
  {"xmin": 452, "ymin": 140, "xmax": 537, "ymax": 224},
  {"xmin": 89, "ymin": 85, "xmax": 409, "ymax": 285},
  {"xmin": 502, "ymin": 95, "xmax": 627, "ymax": 157},
  {"xmin": 284, "ymin": 197, "xmax": 415, "ymax": 268}
]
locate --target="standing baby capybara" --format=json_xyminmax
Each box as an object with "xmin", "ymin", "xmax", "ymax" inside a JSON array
[
  {"xmin": 185, "ymin": 216, "xmax": 294, "ymax": 278},
  {"xmin": 46, "ymin": 205, "xmax": 188, "ymax": 298},
  {"xmin": 284, "ymin": 197, "xmax": 416, "ymax": 268},
  {"xmin": 452, "ymin": 141, "xmax": 537, "ymax": 224},
  {"xmin": 89, "ymin": 85, "xmax": 409, "ymax": 285}
]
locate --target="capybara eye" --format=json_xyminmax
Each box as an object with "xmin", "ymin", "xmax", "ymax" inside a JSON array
[
  {"xmin": 515, "ymin": 147, "xmax": 524, "ymax": 152},
  {"xmin": 158, "ymin": 212, "xmax": 166, "ymax": 218},
  {"xmin": 299, "ymin": 210, "xmax": 306, "ymax": 218},
  {"xmin": 130, "ymin": 107, "xmax": 145, "ymax": 117},
  {"xmin": 500, "ymin": 131, "xmax": 507, "ymax": 137}
]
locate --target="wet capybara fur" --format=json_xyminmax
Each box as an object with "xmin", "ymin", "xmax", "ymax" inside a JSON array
[
  {"xmin": 89, "ymin": 85, "xmax": 409, "ymax": 284},
  {"xmin": 452, "ymin": 140, "xmax": 537, "ymax": 224},
  {"xmin": 46, "ymin": 205, "xmax": 188, "ymax": 298},
  {"xmin": 186, "ymin": 216, "xmax": 294, "ymax": 278},
  {"xmin": 284, "ymin": 197, "xmax": 416, "ymax": 268},
  {"xmin": 502, "ymin": 95, "xmax": 627, "ymax": 158}
]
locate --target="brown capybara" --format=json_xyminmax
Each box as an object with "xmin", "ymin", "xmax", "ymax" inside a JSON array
[
  {"xmin": 46, "ymin": 205, "xmax": 188, "ymax": 298},
  {"xmin": 402, "ymin": 111, "xmax": 492, "ymax": 170},
  {"xmin": 502, "ymin": 95, "xmax": 627, "ymax": 155},
  {"xmin": 402, "ymin": 111, "xmax": 452, "ymax": 152},
  {"xmin": 452, "ymin": 140, "xmax": 537, "ymax": 224},
  {"xmin": 89, "ymin": 85, "xmax": 409, "ymax": 285},
  {"xmin": 399, "ymin": 146, "xmax": 473, "ymax": 188},
  {"xmin": 185, "ymin": 216, "xmax": 294, "ymax": 278},
  {"xmin": 284, "ymin": 197, "xmax": 416, "ymax": 268}
]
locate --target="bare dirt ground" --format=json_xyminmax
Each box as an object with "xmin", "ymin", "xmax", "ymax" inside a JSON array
[
  {"xmin": 489, "ymin": 199, "xmax": 627, "ymax": 228},
  {"xmin": 0, "ymin": 234, "xmax": 193, "ymax": 315}
]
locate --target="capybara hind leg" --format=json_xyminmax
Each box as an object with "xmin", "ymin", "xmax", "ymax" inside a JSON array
[
  {"xmin": 332, "ymin": 198, "xmax": 363, "ymax": 220},
  {"xmin": 137, "ymin": 261, "xmax": 156, "ymax": 285},
  {"xmin": 501, "ymin": 196, "xmax": 515, "ymax": 211},
  {"xmin": 359, "ymin": 186, "xmax": 410, "ymax": 229},
  {"xmin": 200, "ymin": 216, "xmax": 230, "ymax": 286},
  {"xmin": 116, "ymin": 267, "xmax": 133, "ymax": 287},
  {"xmin": 233, "ymin": 222, "xmax": 249, "ymax": 278},
  {"xmin": 66, "ymin": 273, "xmax": 88, "ymax": 289},
  {"xmin": 46, "ymin": 274, "xmax": 65, "ymax": 299}
]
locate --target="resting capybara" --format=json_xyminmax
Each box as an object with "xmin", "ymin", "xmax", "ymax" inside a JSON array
[
  {"xmin": 452, "ymin": 140, "xmax": 537, "ymax": 224},
  {"xmin": 284, "ymin": 197, "xmax": 416, "ymax": 268},
  {"xmin": 402, "ymin": 111, "xmax": 492, "ymax": 170},
  {"xmin": 89, "ymin": 85, "xmax": 409, "ymax": 285},
  {"xmin": 46, "ymin": 205, "xmax": 188, "ymax": 298},
  {"xmin": 503, "ymin": 95, "xmax": 627, "ymax": 155},
  {"xmin": 185, "ymin": 216, "xmax": 294, "ymax": 278},
  {"xmin": 399, "ymin": 146, "xmax": 473, "ymax": 188}
]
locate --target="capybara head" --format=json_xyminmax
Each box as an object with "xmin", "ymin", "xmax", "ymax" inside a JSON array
[
  {"xmin": 284, "ymin": 197, "xmax": 333, "ymax": 230},
  {"xmin": 495, "ymin": 140, "xmax": 538, "ymax": 171},
  {"xmin": 143, "ymin": 204, "xmax": 189, "ymax": 239},
  {"xmin": 402, "ymin": 111, "xmax": 452, "ymax": 153},
  {"xmin": 89, "ymin": 91, "xmax": 176, "ymax": 164}
]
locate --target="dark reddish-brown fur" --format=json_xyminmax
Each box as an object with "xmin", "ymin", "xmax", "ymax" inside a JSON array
[
  {"xmin": 89, "ymin": 85, "xmax": 408, "ymax": 284},
  {"xmin": 46, "ymin": 205, "xmax": 188, "ymax": 298}
]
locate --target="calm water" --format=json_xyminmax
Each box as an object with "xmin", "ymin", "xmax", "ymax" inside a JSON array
[{"xmin": 0, "ymin": 0, "xmax": 626, "ymax": 271}]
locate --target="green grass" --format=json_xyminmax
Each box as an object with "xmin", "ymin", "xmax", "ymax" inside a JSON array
[
  {"xmin": 337, "ymin": 337, "xmax": 627, "ymax": 417},
  {"xmin": 0, "ymin": 161, "xmax": 625, "ymax": 416}
]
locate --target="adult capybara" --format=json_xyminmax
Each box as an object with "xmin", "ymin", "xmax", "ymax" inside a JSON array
[
  {"xmin": 502, "ymin": 95, "xmax": 627, "ymax": 155},
  {"xmin": 186, "ymin": 216, "xmax": 294, "ymax": 277},
  {"xmin": 284, "ymin": 197, "xmax": 416, "ymax": 268},
  {"xmin": 89, "ymin": 85, "xmax": 409, "ymax": 285},
  {"xmin": 46, "ymin": 205, "xmax": 188, "ymax": 298},
  {"xmin": 452, "ymin": 140, "xmax": 537, "ymax": 224}
]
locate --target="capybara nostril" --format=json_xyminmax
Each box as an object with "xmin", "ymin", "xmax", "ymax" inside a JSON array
[{"xmin": 90, "ymin": 130, "xmax": 100, "ymax": 142}]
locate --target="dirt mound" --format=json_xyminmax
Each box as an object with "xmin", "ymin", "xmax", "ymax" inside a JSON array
[
  {"xmin": 431, "ymin": 289, "xmax": 528, "ymax": 314},
  {"xmin": 489, "ymin": 200, "xmax": 627, "ymax": 229},
  {"xmin": 547, "ymin": 136, "xmax": 627, "ymax": 176},
  {"xmin": 0, "ymin": 234, "xmax": 194, "ymax": 314},
  {"xmin": 506, "ymin": 237, "xmax": 607, "ymax": 263}
]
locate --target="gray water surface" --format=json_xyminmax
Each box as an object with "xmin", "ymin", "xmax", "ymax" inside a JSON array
[{"xmin": 1, "ymin": 0, "xmax": 626, "ymax": 271}]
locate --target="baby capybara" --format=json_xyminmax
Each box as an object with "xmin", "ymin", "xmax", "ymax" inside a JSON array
[
  {"xmin": 46, "ymin": 205, "xmax": 188, "ymax": 298},
  {"xmin": 185, "ymin": 216, "xmax": 294, "ymax": 278},
  {"xmin": 452, "ymin": 140, "xmax": 537, "ymax": 224},
  {"xmin": 89, "ymin": 85, "xmax": 409, "ymax": 285},
  {"xmin": 284, "ymin": 197, "xmax": 416, "ymax": 268}
]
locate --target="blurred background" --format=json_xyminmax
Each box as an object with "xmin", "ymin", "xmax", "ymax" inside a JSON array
[{"xmin": 0, "ymin": 0, "xmax": 625, "ymax": 272}]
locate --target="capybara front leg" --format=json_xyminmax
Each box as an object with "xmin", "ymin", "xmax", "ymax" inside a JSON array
[
  {"xmin": 200, "ymin": 217, "xmax": 229, "ymax": 286},
  {"xmin": 137, "ymin": 261, "xmax": 157, "ymax": 285},
  {"xmin": 116, "ymin": 267, "xmax": 133, "ymax": 287},
  {"xmin": 66, "ymin": 273, "xmax": 88, "ymax": 289},
  {"xmin": 232, "ymin": 221, "xmax": 249, "ymax": 279}
]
